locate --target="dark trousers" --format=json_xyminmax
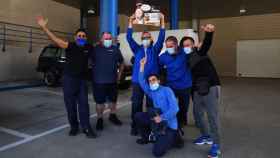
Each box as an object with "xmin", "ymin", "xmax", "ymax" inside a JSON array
[
  {"xmin": 63, "ymin": 74, "xmax": 91, "ymax": 130},
  {"xmin": 171, "ymin": 88, "xmax": 191, "ymax": 127},
  {"xmin": 134, "ymin": 112, "xmax": 177, "ymax": 157},
  {"xmin": 131, "ymin": 83, "xmax": 153, "ymax": 128}
]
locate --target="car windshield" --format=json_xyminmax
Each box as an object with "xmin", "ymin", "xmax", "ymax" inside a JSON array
[{"xmin": 42, "ymin": 47, "xmax": 58, "ymax": 57}]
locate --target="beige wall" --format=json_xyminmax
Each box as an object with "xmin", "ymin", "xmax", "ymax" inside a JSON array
[
  {"xmin": 0, "ymin": 0, "xmax": 80, "ymax": 32},
  {"xmin": 0, "ymin": 0, "xmax": 80, "ymax": 82},
  {"xmin": 200, "ymin": 13, "xmax": 280, "ymax": 77}
]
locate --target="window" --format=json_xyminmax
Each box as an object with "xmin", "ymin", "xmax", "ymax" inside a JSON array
[{"xmin": 42, "ymin": 47, "xmax": 58, "ymax": 57}]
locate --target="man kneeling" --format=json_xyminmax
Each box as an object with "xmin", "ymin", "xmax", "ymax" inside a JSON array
[{"xmin": 134, "ymin": 58, "xmax": 180, "ymax": 157}]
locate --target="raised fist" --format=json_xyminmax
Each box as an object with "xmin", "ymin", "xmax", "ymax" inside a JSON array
[
  {"xmin": 140, "ymin": 57, "xmax": 147, "ymax": 66},
  {"xmin": 201, "ymin": 24, "xmax": 215, "ymax": 32}
]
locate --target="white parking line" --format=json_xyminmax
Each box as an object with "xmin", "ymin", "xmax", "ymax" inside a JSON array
[
  {"xmin": 0, "ymin": 102, "xmax": 130, "ymax": 152},
  {"xmin": 0, "ymin": 127, "xmax": 32, "ymax": 139},
  {"xmin": 28, "ymin": 88, "xmax": 64, "ymax": 96},
  {"xmin": 29, "ymin": 88, "xmax": 95, "ymax": 100}
]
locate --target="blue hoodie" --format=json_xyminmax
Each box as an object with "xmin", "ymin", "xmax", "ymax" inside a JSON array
[
  {"xmin": 159, "ymin": 48, "xmax": 192, "ymax": 90},
  {"xmin": 126, "ymin": 28, "xmax": 165, "ymax": 83},
  {"xmin": 138, "ymin": 71, "xmax": 179, "ymax": 130}
]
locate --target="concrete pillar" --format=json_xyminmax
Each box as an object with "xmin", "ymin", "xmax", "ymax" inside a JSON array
[
  {"xmin": 170, "ymin": 0, "xmax": 179, "ymax": 29},
  {"xmin": 99, "ymin": 0, "xmax": 118, "ymax": 37},
  {"xmin": 192, "ymin": 18, "xmax": 199, "ymax": 32}
]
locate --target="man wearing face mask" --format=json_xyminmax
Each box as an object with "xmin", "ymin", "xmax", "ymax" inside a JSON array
[
  {"xmin": 159, "ymin": 36, "xmax": 192, "ymax": 131},
  {"xmin": 91, "ymin": 32, "xmax": 125, "ymax": 131},
  {"xmin": 180, "ymin": 24, "xmax": 221, "ymax": 158},
  {"xmin": 36, "ymin": 16, "xmax": 97, "ymax": 138},
  {"xmin": 126, "ymin": 13, "xmax": 166, "ymax": 136},
  {"xmin": 134, "ymin": 58, "xmax": 179, "ymax": 157}
]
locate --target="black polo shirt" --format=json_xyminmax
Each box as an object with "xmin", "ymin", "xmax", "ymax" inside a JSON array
[
  {"xmin": 91, "ymin": 44, "xmax": 124, "ymax": 84},
  {"xmin": 64, "ymin": 42, "xmax": 92, "ymax": 79}
]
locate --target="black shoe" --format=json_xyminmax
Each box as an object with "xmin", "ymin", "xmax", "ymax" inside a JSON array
[
  {"xmin": 68, "ymin": 128, "xmax": 79, "ymax": 136},
  {"xmin": 136, "ymin": 138, "xmax": 149, "ymax": 145},
  {"xmin": 96, "ymin": 118, "xmax": 104, "ymax": 131},
  {"xmin": 83, "ymin": 128, "xmax": 97, "ymax": 139},
  {"xmin": 173, "ymin": 132, "xmax": 184, "ymax": 148},
  {"xmin": 109, "ymin": 114, "xmax": 122, "ymax": 126},
  {"xmin": 130, "ymin": 127, "xmax": 138, "ymax": 136}
]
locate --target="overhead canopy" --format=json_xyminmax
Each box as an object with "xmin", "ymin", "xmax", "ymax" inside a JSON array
[{"xmin": 53, "ymin": 0, "xmax": 280, "ymax": 20}]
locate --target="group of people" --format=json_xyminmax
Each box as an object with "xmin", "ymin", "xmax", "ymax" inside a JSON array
[{"xmin": 36, "ymin": 12, "xmax": 221, "ymax": 158}]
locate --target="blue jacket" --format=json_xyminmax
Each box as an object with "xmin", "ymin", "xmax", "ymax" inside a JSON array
[
  {"xmin": 159, "ymin": 48, "xmax": 192, "ymax": 90},
  {"xmin": 139, "ymin": 71, "xmax": 179, "ymax": 130},
  {"xmin": 126, "ymin": 28, "xmax": 165, "ymax": 83}
]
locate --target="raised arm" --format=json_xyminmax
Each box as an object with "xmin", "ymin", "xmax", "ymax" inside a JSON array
[
  {"xmin": 197, "ymin": 24, "xmax": 215, "ymax": 56},
  {"xmin": 160, "ymin": 88, "xmax": 179, "ymax": 121},
  {"xmin": 36, "ymin": 16, "xmax": 68, "ymax": 49},
  {"xmin": 138, "ymin": 58, "xmax": 151, "ymax": 97},
  {"xmin": 153, "ymin": 13, "xmax": 166, "ymax": 54},
  {"xmin": 126, "ymin": 15, "xmax": 141, "ymax": 54}
]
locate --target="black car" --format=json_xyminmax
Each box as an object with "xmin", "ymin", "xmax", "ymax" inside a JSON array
[{"xmin": 36, "ymin": 45, "xmax": 132, "ymax": 88}]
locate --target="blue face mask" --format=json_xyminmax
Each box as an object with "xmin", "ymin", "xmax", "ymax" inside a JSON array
[
  {"xmin": 103, "ymin": 40, "xmax": 113, "ymax": 48},
  {"xmin": 167, "ymin": 47, "xmax": 176, "ymax": 55},
  {"xmin": 150, "ymin": 82, "xmax": 160, "ymax": 91},
  {"xmin": 76, "ymin": 38, "xmax": 86, "ymax": 46},
  {"xmin": 142, "ymin": 39, "xmax": 151, "ymax": 47},
  {"xmin": 184, "ymin": 47, "xmax": 192, "ymax": 54}
]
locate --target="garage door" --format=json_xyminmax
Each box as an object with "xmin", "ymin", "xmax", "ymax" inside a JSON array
[{"xmin": 237, "ymin": 39, "xmax": 280, "ymax": 78}]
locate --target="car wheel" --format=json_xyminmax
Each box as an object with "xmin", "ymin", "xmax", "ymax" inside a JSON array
[{"xmin": 44, "ymin": 71, "xmax": 58, "ymax": 87}]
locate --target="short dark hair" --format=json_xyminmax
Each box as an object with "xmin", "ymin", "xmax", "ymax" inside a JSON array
[
  {"xmin": 165, "ymin": 36, "xmax": 178, "ymax": 44},
  {"xmin": 101, "ymin": 31, "xmax": 112, "ymax": 35},
  {"xmin": 75, "ymin": 28, "xmax": 87, "ymax": 35},
  {"xmin": 180, "ymin": 36, "xmax": 195, "ymax": 47},
  {"xmin": 148, "ymin": 74, "xmax": 160, "ymax": 80}
]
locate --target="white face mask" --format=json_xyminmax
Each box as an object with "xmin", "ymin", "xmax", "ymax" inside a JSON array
[
  {"xmin": 184, "ymin": 47, "xmax": 192, "ymax": 54},
  {"xmin": 150, "ymin": 82, "xmax": 159, "ymax": 91},
  {"xmin": 103, "ymin": 40, "xmax": 112, "ymax": 48},
  {"xmin": 167, "ymin": 47, "xmax": 176, "ymax": 55},
  {"xmin": 142, "ymin": 39, "xmax": 151, "ymax": 47}
]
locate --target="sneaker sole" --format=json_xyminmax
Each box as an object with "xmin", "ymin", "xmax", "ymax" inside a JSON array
[{"xmin": 195, "ymin": 141, "xmax": 213, "ymax": 145}]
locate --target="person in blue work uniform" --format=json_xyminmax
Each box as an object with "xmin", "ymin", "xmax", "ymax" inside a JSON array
[
  {"xmin": 135, "ymin": 57, "xmax": 179, "ymax": 157},
  {"xmin": 180, "ymin": 24, "xmax": 221, "ymax": 158},
  {"xmin": 159, "ymin": 36, "xmax": 192, "ymax": 131},
  {"xmin": 126, "ymin": 13, "xmax": 166, "ymax": 136},
  {"xmin": 36, "ymin": 16, "xmax": 96, "ymax": 138},
  {"xmin": 91, "ymin": 32, "xmax": 125, "ymax": 131}
]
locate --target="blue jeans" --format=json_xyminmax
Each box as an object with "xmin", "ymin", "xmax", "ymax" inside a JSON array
[{"xmin": 63, "ymin": 74, "xmax": 91, "ymax": 130}]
